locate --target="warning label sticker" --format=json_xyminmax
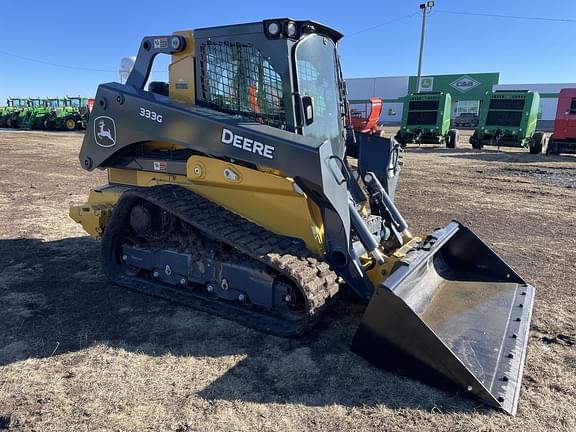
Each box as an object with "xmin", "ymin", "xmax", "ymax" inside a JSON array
[
  {"xmin": 153, "ymin": 161, "xmax": 167, "ymax": 171},
  {"xmin": 153, "ymin": 38, "xmax": 168, "ymax": 49}
]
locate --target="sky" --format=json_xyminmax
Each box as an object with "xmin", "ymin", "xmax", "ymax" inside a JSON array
[{"xmin": 1, "ymin": 0, "xmax": 575, "ymax": 101}]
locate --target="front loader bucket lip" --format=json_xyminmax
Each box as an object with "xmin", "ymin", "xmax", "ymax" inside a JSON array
[{"xmin": 351, "ymin": 221, "xmax": 535, "ymax": 415}]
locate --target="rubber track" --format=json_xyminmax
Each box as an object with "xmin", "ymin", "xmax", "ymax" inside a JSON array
[{"xmin": 102, "ymin": 184, "xmax": 340, "ymax": 336}]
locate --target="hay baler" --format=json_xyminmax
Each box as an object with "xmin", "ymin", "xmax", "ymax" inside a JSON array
[
  {"xmin": 395, "ymin": 92, "xmax": 457, "ymax": 148},
  {"xmin": 471, "ymin": 91, "xmax": 545, "ymax": 154}
]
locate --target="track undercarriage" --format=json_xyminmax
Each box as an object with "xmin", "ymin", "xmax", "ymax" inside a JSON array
[{"xmin": 102, "ymin": 185, "xmax": 339, "ymax": 336}]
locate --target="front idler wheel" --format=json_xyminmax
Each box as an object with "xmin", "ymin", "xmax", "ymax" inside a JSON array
[{"xmin": 273, "ymin": 279, "xmax": 306, "ymax": 322}]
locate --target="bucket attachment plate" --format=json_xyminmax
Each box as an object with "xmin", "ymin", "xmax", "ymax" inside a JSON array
[{"xmin": 351, "ymin": 221, "xmax": 534, "ymax": 415}]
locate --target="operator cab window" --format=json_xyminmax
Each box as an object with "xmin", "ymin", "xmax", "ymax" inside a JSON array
[{"xmin": 295, "ymin": 34, "xmax": 343, "ymax": 157}]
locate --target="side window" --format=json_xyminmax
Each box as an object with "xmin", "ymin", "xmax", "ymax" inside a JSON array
[
  {"xmin": 570, "ymin": 98, "xmax": 576, "ymax": 115},
  {"xmin": 295, "ymin": 35, "xmax": 343, "ymax": 157},
  {"xmin": 198, "ymin": 42, "xmax": 286, "ymax": 129}
]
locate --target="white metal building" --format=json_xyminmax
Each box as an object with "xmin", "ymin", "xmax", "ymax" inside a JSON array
[{"xmin": 346, "ymin": 76, "xmax": 408, "ymax": 124}]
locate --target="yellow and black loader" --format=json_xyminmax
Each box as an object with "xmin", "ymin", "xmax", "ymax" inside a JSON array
[{"xmin": 70, "ymin": 19, "xmax": 534, "ymax": 415}]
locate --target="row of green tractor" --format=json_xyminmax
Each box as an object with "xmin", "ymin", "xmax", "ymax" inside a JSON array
[{"xmin": 0, "ymin": 97, "xmax": 94, "ymax": 131}]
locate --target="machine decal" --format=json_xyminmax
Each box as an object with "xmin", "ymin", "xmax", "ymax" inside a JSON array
[
  {"xmin": 139, "ymin": 107, "xmax": 163, "ymax": 123},
  {"xmin": 220, "ymin": 128, "xmax": 275, "ymax": 160},
  {"xmin": 153, "ymin": 161, "xmax": 167, "ymax": 171},
  {"xmin": 450, "ymin": 75, "xmax": 481, "ymax": 94},
  {"xmin": 94, "ymin": 116, "xmax": 117, "ymax": 147},
  {"xmin": 153, "ymin": 37, "xmax": 168, "ymax": 49}
]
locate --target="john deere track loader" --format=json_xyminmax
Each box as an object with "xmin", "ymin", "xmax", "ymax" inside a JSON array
[{"xmin": 70, "ymin": 19, "xmax": 534, "ymax": 415}]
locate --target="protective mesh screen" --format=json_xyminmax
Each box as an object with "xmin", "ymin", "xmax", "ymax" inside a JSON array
[
  {"xmin": 408, "ymin": 100, "xmax": 440, "ymax": 111},
  {"xmin": 489, "ymin": 99, "xmax": 525, "ymax": 110},
  {"xmin": 486, "ymin": 111, "xmax": 523, "ymax": 126},
  {"xmin": 199, "ymin": 41, "xmax": 286, "ymax": 128},
  {"xmin": 407, "ymin": 111, "xmax": 438, "ymax": 125}
]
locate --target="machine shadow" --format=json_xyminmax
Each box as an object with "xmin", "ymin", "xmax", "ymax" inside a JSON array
[{"xmin": 0, "ymin": 237, "xmax": 483, "ymax": 413}]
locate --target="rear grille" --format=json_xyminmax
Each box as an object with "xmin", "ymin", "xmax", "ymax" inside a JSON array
[
  {"xmin": 407, "ymin": 111, "xmax": 438, "ymax": 125},
  {"xmin": 489, "ymin": 99, "xmax": 525, "ymax": 110},
  {"xmin": 486, "ymin": 111, "xmax": 523, "ymax": 127},
  {"xmin": 408, "ymin": 100, "xmax": 440, "ymax": 111}
]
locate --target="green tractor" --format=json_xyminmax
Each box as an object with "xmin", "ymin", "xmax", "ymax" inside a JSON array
[
  {"xmin": 395, "ymin": 92, "xmax": 458, "ymax": 148},
  {"xmin": 20, "ymin": 98, "xmax": 52, "ymax": 130},
  {"xmin": 44, "ymin": 96, "xmax": 91, "ymax": 131},
  {"xmin": 0, "ymin": 101, "xmax": 10, "ymax": 127},
  {"xmin": 42, "ymin": 98, "xmax": 66, "ymax": 130},
  {"xmin": 7, "ymin": 99, "xmax": 37, "ymax": 128},
  {"xmin": 70, "ymin": 96, "xmax": 94, "ymax": 130},
  {"xmin": 0, "ymin": 98, "xmax": 29, "ymax": 128},
  {"xmin": 470, "ymin": 90, "xmax": 545, "ymax": 154}
]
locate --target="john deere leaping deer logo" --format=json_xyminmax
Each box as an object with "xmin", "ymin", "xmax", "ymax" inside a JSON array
[{"xmin": 93, "ymin": 116, "xmax": 117, "ymax": 147}]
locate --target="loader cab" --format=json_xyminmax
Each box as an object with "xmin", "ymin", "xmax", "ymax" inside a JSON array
[
  {"xmin": 192, "ymin": 19, "xmax": 348, "ymax": 158},
  {"xmin": 29, "ymin": 99, "xmax": 44, "ymax": 108},
  {"xmin": 65, "ymin": 97, "xmax": 82, "ymax": 108},
  {"xmin": 47, "ymin": 98, "xmax": 62, "ymax": 108},
  {"xmin": 10, "ymin": 98, "xmax": 25, "ymax": 107}
]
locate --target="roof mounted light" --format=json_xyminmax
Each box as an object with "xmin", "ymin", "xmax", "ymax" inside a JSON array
[
  {"xmin": 286, "ymin": 21, "xmax": 298, "ymax": 38},
  {"xmin": 267, "ymin": 22, "xmax": 281, "ymax": 37}
]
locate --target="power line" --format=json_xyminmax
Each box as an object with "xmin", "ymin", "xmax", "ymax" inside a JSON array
[
  {"xmin": 0, "ymin": 13, "xmax": 420, "ymax": 69},
  {"xmin": 436, "ymin": 10, "xmax": 576, "ymax": 23},
  {"xmin": 0, "ymin": 49, "xmax": 167, "ymax": 73},
  {"xmin": 344, "ymin": 9, "xmax": 575, "ymax": 40},
  {"xmin": 0, "ymin": 49, "xmax": 117, "ymax": 72},
  {"xmin": 346, "ymin": 12, "xmax": 419, "ymax": 37},
  {"xmin": 2, "ymin": 9, "xmax": 571, "ymax": 72}
]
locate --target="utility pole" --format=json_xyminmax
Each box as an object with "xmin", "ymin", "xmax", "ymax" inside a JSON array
[{"xmin": 416, "ymin": 1, "xmax": 434, "ymax": 93}]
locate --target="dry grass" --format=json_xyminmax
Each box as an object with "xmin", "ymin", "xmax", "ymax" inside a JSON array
[{"xmin": 0, "ymin": 129, "xmax": 575, "ymax": 431}]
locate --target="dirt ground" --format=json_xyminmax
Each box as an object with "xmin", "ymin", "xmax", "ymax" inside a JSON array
[{"xmin": 0, "ymin": 129, "xmax": 575, "ymax": 432}]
